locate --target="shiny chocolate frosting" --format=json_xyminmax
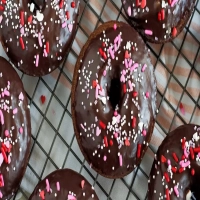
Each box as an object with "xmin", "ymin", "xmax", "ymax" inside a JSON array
[
  {"xmin": 29, "ymin": 169, "xmax": 99, "ymax": 200},
  {"xmin": 72, "ymin": 21, "xmax": 157, "ymax": 178},
  {"xmin": 121, "ymin": 0, "xmax": 196, "ymax": 43},
  {"xmin": 0, "ymin": 0, "xmax": 79, "ymax": 76},
  {"xmin": 148, "ymin": 124, "xmax": 200, "ymax": 199},
  {"xmin": 0, "ymin": 57, "xmax": 31, "ymax": 199}
]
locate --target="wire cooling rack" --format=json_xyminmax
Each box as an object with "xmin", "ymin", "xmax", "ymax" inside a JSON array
[{"xmin": 2, "ymin": 0, "xmax": 199, "ymax": 199}]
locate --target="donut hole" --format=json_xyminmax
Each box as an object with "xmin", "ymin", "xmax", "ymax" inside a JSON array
[
  {"xmin": 108, "ymin": 78, "xmax": 121, "ymax": 110},
  {"xmin": 31, "ymin": 0, "xmax": 45, "ymax": 11}
]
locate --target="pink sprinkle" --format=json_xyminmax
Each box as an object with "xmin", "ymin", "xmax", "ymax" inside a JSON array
[
  {"xmin": 114, "ymin": 132, "xmax": 118, "ymax": 138},
  {"xmin": 122, "ymin": 70, "xmax": 126, "ymax": 75},
  {"xmin": 81, "ymin": 180, "xmax": 85, "ymax": 189},
  {"xmin": 38, "ymin": 32, "xmax": 42, "ymax": 47},
  {"xmin": 145, "ymin": 92, "xmax": 150, "ymax": 98},
  {"xmin": 109, "ymin": 46, "xmax": 115, "ymax": 59},
  {"xmin": 46, "ymin": 179, "xmax": 50, "ymax": 192},
  {"xmin": 96, "ymin": 126, "xmax": 101, "ymax": 136},
  {"xmin": 20, "ymin": 27, "xmax": 24, "ymax": 35},
  {"xmin": 0, "ymin": 153, "xmax": 4, "ymax": 166},
  {"xmin": 180, "ymin": 160, "xmax": 190, "ymax": 168},
  {"xmin": 62, "ymin": 21, "xmax": 67, "ymax": 28},
  {"xmin": 113, "ymin": 23, "xmax": 117, "ymax": 30},
  {"xmin": 142, "ymin": 130, "xmax": 146, "ymax": 136},
  {"xmin": 0, "ymin": 191, "xmax": 2, "ymax": 198},
  {"xmin": 0, "ymin": 110, "xmax": 4, "ymax": 125},
  {"xmin": 103, "ymin": 70, "xmax": 106, "ymax": 76},
  {"xmin": 167, "ymin": 159, "xmax": 171, "ymax": 166},
  {"xmin": 95, "ymin": 84, "xmax": 100, "ymax": 99},
  {"xmin": 198, "ymin": 152, "xmax": 200, "ymax": 157},
  {"xmin": 125, "ymin": 59, "xmax": 128, "ymax": 68},
  {"xmin": 68, "ymin": 24, "xmax": 73, "ymax": 32},
  {"xmin": 56, "ymin": 182, "xmax": 60, "ymax": 191},
  {"xmin": 4, "ymin": 90, "xmax": 10, "ymax": 96},
  {"xmin": 128, "ymin": 59, "xmax": 133, "ymax": 68},
  {"xmin": 4, "ymin": 130, "xmax": 9, "ymax": 137},
  {"xmin": 19, "ymin": 127, "xmax": 23, "ymax": 134},
  {"xmin": 35, "ymin": 54, "xmax": 39, "ymax": 67},
  {"xmin": 174, "ymin": 186, "xmax": 179, "ymax": 197},
  {"xmin": 13, "ymin": 108, "xmax": 18, "ymax": 114},
  {"xmin": 171, "ymin": 0, "xmax": 178, "ymax": 7},
  {"xmin": 119, "ymin": 154, "xmax": 123, "ymax": 166},
  {"xmin": 142, "ymin": 64, "xmax": 147, "ymax": 72},
  {"xmin": 8, "ymin": 155, "xmax": 11, "ymax": 164},
  {"xmin": 130, "ymin": 63, "xmax": 139, "ymax": 72},
  {"xmin": 114, "ymin": 34, "xmax": 121, "ymax": 52},
  {"xmin": 19, "ymin": 92, "xmax": 24, "ymax": 100},
  {"xmin": 0, "ymin": 15, "xmax": 3, "ymax": 24},
  {"xmin": 184, "ymin": 148, "xmax": 189, "ymax": 158},
  {"xmin": 99, "ymin": 88, "xmax": 105, "ymax": 96},
  {"xmin": 127, "ymin": 6, "xmax": 131, "ymax": 16},
  {"xmin": 114, "ymin": 111, "xmax": 118, "ymax": 116},
  {"xmin": 3, "ymin": 105, "xmax": 7, "ymax": 111},
  {"xmin": 0, "ymin": 175, "xmax": 4, "ymax": 187},
  {"xmin": 68, "ymin": 194, "xmax": 77, "ymax": 200},
  {"xmin": 103, "ymin": 155, "xmax": 107, "ymax": 161},
  {"xmin": 120, "ymin": 74, "xmax": 125, "ymax": 83},
  {"xmin": 44, "ymin": 49, "xmax": 48, "ymax": 57},
  {"xmin": 145, "ymin": 30, "xmax": 153, "ymax": 35},
  {"xmin": 128, "ymin": 80, "xmax": 133, "ymax": 91},
  {"xmin": 80, "ymin": 124, "xmax": 85, "ymax": 130}
]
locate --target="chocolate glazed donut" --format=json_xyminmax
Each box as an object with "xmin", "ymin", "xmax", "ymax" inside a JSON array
[
  {"xmin": 0, "ymin": 0, "xmax": 79, "ymax": 76},
  {"xmin": 0, "ymin": 57, "xmax": 31, "ymax": 200},
  {"xmin": 71, "ymin": 21, "xmax": 157, "ymax": 178},
  {"xmin": 148, "ymin": 124, "xmax": 200, "ymax": 200},
  {"xmin": 29, "ymin": 169, "xmax": 99, "ymax": 200},
  {"xmin": 121, "ymin": 0, "xmax": 196, "ymax": 43}
]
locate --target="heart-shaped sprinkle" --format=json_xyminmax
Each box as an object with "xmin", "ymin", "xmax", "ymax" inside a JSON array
[
  {"xmin": 125, "ymin": 50, "xmax": 130, "ymax": 59},
  {"xmin": 96, "ymin": 126, "xmax": 101, "ymax": 136},
  {"xmin": 81, "ymin": 180, "xmax": 85, "ymax": 189},
  {"xmin": 125, "ymin": 138, "xmax": 130, "ymax": 146},
  {"xmin": 161, "ymin": 155, "xmax": 167, "ymax": 163},
  {"xmin": 172, "ymin": 27, "xmax": 177, "ymax": 37},
  {"xmin": 19, "ymin": 92, "xmax": 24, "ymax": 101},
  {"xmin": 4, "ymin": 130, "xmax": 9, "ymax": 137},
  {"xmin": 68, "ymin": 24, "xmax": 73, "ymax": 32},
  {"xmin": 40, "ymin": 95, "xmax": 46, "ymax": 104}
]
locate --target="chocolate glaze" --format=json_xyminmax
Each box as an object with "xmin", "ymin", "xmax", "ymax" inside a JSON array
[
  {"xmin": 0, "ymin": 0, "xmax": 79, "ymax": 76},
  {"xmin": 29, "ymin": 169, "xmax": 99, "ymax": 200},
  {"xmin": 72, "ymin": 21, "xmax": 157, "ymax": 178},
  {"xmin": 148, "ymin": 124, "xmax": 200, "ymax": 199},
  {"xmin": 122, "ymin": 0, "xmax": 196, "ymax": 43},
  {"xmin": 0, "ymin": 57, "xmax": 31, "ymax": 199}
]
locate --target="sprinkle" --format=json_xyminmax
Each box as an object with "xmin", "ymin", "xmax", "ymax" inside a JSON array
[
  {"xmin": 161, "ymin": 155, "xmax": 167, "ymax": 163},
  {"xmin": 0, "ymin": 110, "xmax": 4, "ymax": 125},
  {"xmin": 193, "ymin": 147, "xmax": 200, "ymax": 153},
  {"xmin": 145, "ymin": 30, "xmax": 153, "ymax": 35},
  {"xmin": 62, "ymin": 22, "xmax": 67, "ymax": 28},
  {"xmin": 190, "ymin": 147, "xmax": 194, "ymax": 160},
  {"xmin": 171, "ymin": 0, "xmax": 178, "ymax": 7},
  {"xmin": 104, "ymin": 136, "xmax": 108, "ymax": 147},
  {"xmin": 123, "ymin": 84, "xmax": 126, "ymax": 93},
  {"xmin": 164, "ymin": 172, "xmax": 170, "ymax": 182},
  {"xmin": 127, "ymin": 6, "xmax": 131, "ymax": 16},
  {"xmin": 19, "ymin": 127, "xmax": 23, "ymax": 134},
  {"xmin": 180, "ymin": 160, "xmax": 190, "ymax": 168},
  {"xmin": 103, "ymin": 70, "xmax": 106, "ymax": 76},
  {"xmin": 119, "ymin": 154, "xmax": 122, "ymax": 166},
  {"xmin": 71, "ymin": 1, "xmax": 75, "ymax": 8},
  {"xmin": 0, "ymin": 15, "xmax": 3, "ymax": 24},
  {"xmin": 19, "ymin": 37, "xmax": 25, "ymax": 50},
  {"xmin": 103, "ymin": 155, "xmax": 107, "ymax": 161},
  {"xmin": 174, "ymin": 186, "xmax": 179, "ymax": 197},
  {"xmin": 96, "ymin": 126, "xmax": 101, "ymax": 136},
  {"xmin": 46, "ymin": 179, "xmax": 50, "ymax": 192},
  {"xmin": 0, "ymin": 153, "xmax": 3, "ymax": 167},
  {"xmin": 124, "ymin": 50, "xmax": 130, "ymax": 59},
  {"xmin": 179, "ymin": 167, "xmax": 184, "ymax": 173},
  {"xmin": 68, "ymin": 24, "xmax": 73, "ymax": 32},
  {"xmin": 35, "ymin": 54, "xmax": 39, "ymax": 67},
  {"xmin": 81, "ymin": 180, "xmax": 85, "ymax": 189},
  {"xmin": 46, "ymin": 41, "xmax": 50, "ymax": 54},
  {"xmin": 19, "ymin": 92, "xmax": 24, "ymax": 101},
  {"xmin": 113, "ymin": 23, "xmax": 117, "ymax": 30},
  {"xmin": 132, "ymin": 117, "xmax": 136, "ymax": 128},
  {"xmin": 140, "ymin": 0, "xmax": 146, "ymax": 8},
  {"xmin": 172, "ymin": 166, "xmax": 177, "ymax": 173},
  {"xmin": 66, "ymin": 11, "xmax": 70, "ymax": 20},
  {"xmin": 68, "ymin": 194, "xmax": 76, "ymax": 200},
  {"xmin": 128, "ymin": 80, "xmax": 133, "ymax": 91},
  {"xmin": 13, "ymin": 108, "xmax": 18, "ymax": 114},
  {"xmin": 0, "ymin": 6, "xmax": 4, "ymax": 11},
  {"xmin": 1, "ymin": 148, "xmax": 7, "ymax": 163},
  {"xmin": 142, "ymin": 64, "xmax": 147, "ymax": 72},
  {"xmin": 28, "ymin": 15, "xmax": 33, "ymax": 24},
  {"xmin": 161, "ymin": 9, "xmax": 165, "ymax": 20},
  {"xmin": 142, "ymin": 130, "xmax": 146, "ymax": 136},
  {"xmin": 38, "ymin": 33, "xmax": 42, "ymax": 47},
  {"xmin": 179, "ymin": 102, "xmax": 185, "ymax": 115},
  {"xmin": 133, "ymin": 91, "xmax": 138, "ymax": 97},
  {"xmin": 130, "ymin": 63, "xmax": 139, "ymax": 72},
  {"xmin": 109, "ymin": 140, "xmax": 113, "ymax": 146},
  {"xmin": 56, "ymin": 182, "xmax": 60, "ymax": 191},
  {"xmin": 191, "ymin": 169, "xmax": 195, "ymax": 176},
  {"xmin": 125, "ymin": 138, "xmax": 130, "ymax": 146},
  {"xmin": 137, "ymin": 144, "xmax": 142, "ymax": 158},
  {"xmin": 59, "ymin": 0, "xmax": 64, "ymax": 8},
  {"xmin": 172, "ymin": 152, "xmax": 178, "ymax": 162},
  {"xmin": 40, "ymin": 190, "xmax": 45, "ymax": 199},
  {"xmin": 20, "ymin": 11, "xmax": 25, "ymax": 26},
  {"xmin": 40, "ymin": 95, "xmax": 46, "ymax": 104},
  {"xmin": 145, "ymin": 92, "xmax": 150, "ymax": 98},
  {"xmin": 99, "ymin": 121, "xmax": 106, "ymax": 129},
  {"xmin": 4, "ymin": 130, "xmax": 9, "ymax": 137},
  {"xmin": 0, "ymin": 191, "xmax": 2, "ymax": 198},
  {"xmin": 172, "ymin": 27, "xmax": 177, "ymax": 37}
]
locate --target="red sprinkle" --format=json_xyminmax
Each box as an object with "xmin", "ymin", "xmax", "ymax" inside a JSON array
[
  {"xmin": 40, "ymin": 190, "xmax": 45, "ymax": 199},
  {"xmin": 104, "ymin": 136, "xmax": 108, "ymax": 147},
  {"xmin": 172, "ymin": 166, "xmax": 177, "ymax": 173},
  {"xmin": 132, "ymin": 91, "xmax": 138, "ymax": 98},
  {"xmin": 181, "ymin": 155, "xmax": 185, "ymax": 160},
  {"xmin": 179, "ymin": 167, "xmax": 184, "ymax": 173},
  {"xmin": 158, "ymin": 12, "xmax": 161, "ymax": 21},
  {"xmin": 0, "ymin": 5, "xmax": 4, "ymax": 11},
  {"xmin": 1, "ymin": 147, "xmax": 8, "ymax": 163},
  {"xmin": 46, "ymin": 41, "xmax": 50, "ymax": 54},
  {"xmin": 66, "ymin": 11, "xmax": 70, "ymax": 20},
  {"xmin": 123, "ymin": 84, "xmax": 126, "ymax": 93},
  {"xmin": 59, "ymin": 0, "xmax": 64, "ymax": 9},
  {"xmin": 92, "ymin": 80, "xmax": 97, "ymax": 88},
  {"xmin": 193, "ymin": 147, "xmax": 200, "ymax": 153},
  {"xmin": 40, "ymin": 95, "xmax": 46, "ymax": 104},
  {"xmin": 172, "ymin": 152, "xmax": 178, "ymax": 162},
  {"xmin": 181, "ymin": 138, "xmax": 185, "ymax": 149},
  {"xmin": 140, "ymin": 0, "xmax": 146, "ymax": 8},
  {"xmin": 1, "ymin": 0, "xmax": 6, "ymax": 4},
  {"xmin": 99, "ymin": 121, "xmax": 106, "ymax": 130},
  {"xmin": 161, "ymin": 155, "xmax": 167, "ymax": 163},
  {"xmin": 168, "ymin": 0, "xmax": 172, "ymax": 5},
  {"xmin": 164, "ymin": 172, "xmax": 170, "ymax": 182},
  {"xmin": 137, "ymin": 144, "xmax": 142, "ymax": 158},
  {"xmin": 125, "ymin": 138, "xmax": 130, "ymax": 146},
  {"xmin": 172, "ymin": 27, "xmax": 177, "ymax": 37},
  {"xmin": 20, "ymin": 11, "xmax": 24, "ymax": 26},
  {"xmin": 28, "ymin": 15, "xmax": 33, "ymax": 24},
  {"xmin": 124, "ymin": 50, "xmax": 130, "ymax": 59},
  {"xmin": 109, "ymin": 140, "xmax": 113, "ymax": 146},
  {"xmin": 190, "ymin": 147, "xmax": 194, "ymax": 160},
  {"xmin": 71, "ymin": 1, "xmax": 75, "ymax": 8},
  {"xmin": 166, "ymin": 188, "xmax": 170, "ymax": 200},
  {"xmin": 19, "ymin": 37, "xmax": 25, "ymax": 50},
  {"xmin": 102, "ymin": 42, "xmax": 106, "ymax": 47},
  {"xmin": 161, "ymin": 9, "xmax": 165, "ymax": 20},
  {"xmin": 132, "ymin": 117, "xmax": 136, "ymax": 128},
  {"xmin": 191, "ymin": 169, "xmax": 195, "ymax": 176}
]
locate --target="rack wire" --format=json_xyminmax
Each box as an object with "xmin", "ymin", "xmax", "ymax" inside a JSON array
[{"xmin": 6, "ymin": 0, "xmax": 200, "ymax": 199}]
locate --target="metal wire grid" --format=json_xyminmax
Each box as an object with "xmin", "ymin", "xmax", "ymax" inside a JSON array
[{"xmin": 6, "ymin": 0, "xmax": 199, "ymax": 199}]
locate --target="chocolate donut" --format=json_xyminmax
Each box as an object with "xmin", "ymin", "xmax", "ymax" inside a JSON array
[
  {"xmin": 71, "ymin": 21, "xmax": 157, "ymax": 178},
  {"xmin": 0, "ymin": 0, "xmax": 79, "ymax": 76},
  {"xmin": 121, "ymin": 0, "xmax": 196, "ymax": 43},
  {"xmin": 0, "ymin": 57, "xmax": 31, "ymax": 199},
  {"xmin": 29, "ymin": 169, "xmax": 99, "ymax": 200},
  {"xmin": 148, "ymin": 124, "xmax": 200, "ymax": 199}
]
